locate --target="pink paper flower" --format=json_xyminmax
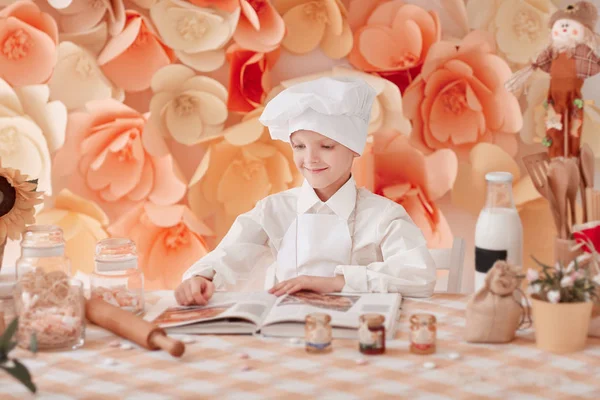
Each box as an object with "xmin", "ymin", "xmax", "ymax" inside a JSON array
[
  {"xmin": 0, "ymin": 1, "xmax": 58, "ymax": 86},
  {"xmin": 227, "ymin": 44, "xmax": 278, "ymax": 113},
  {"xmin": 353, "ymin": 131, "xmax": 457, "ymax": 248},
  {"xmin": 52, "ymin": 99, "xmax": 187, "ymax": 221},
  {"xmin": 98, "ymin": 10, "xmax": 176, "ymax": 92},
  {"xmin": 108, "ymin": 202, "xmax": 213, "ymax": 290},
  {"xmin": 347, "ymin": 0, "xmax": 441, "ymax": 92},
  {"xmin": 403, "ymin": 31, "xmax": 522, "ymax": 159},
  {"xmin": 233, "ymin": 0, "xmax": 285, "ymax": 53}
]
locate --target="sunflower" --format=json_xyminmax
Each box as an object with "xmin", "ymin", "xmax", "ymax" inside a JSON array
[{"xmin": 0, "ymin": 161, "xmax": 44, "ymax": 244}]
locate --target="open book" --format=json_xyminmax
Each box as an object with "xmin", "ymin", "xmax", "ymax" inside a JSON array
[{"xmin": 144, "ymin": 291, "xmax": 402, "ymax": 339}]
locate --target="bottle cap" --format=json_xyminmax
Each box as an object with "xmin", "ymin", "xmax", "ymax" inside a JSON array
[{"xmin": 485, "ymin": 172, "xmax": 513, "ymax": 183}]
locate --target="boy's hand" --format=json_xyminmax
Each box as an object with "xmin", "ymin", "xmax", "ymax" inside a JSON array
[
  {"xmin": 268, "ymin": 275, "xmax": 345, "ymax": 297},
  {"xmin": 175, "ymin": 276, "xmax": 215, "ymax": 306}
]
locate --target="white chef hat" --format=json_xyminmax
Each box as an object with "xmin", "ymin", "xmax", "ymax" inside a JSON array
[{"xmin": 258, "ymin": 76, "xmax": 377, "ymax": 155}]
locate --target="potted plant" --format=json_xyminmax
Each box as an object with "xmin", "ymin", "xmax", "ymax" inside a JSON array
[
  {"xmin": 527, "ymin": 253, "xmax": 600, "ymax": 353},
  {"xmin": 0, "ymin": 318, "xmax": 37, "ymax": 393}
]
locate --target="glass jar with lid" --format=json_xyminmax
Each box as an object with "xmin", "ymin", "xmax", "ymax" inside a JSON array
[
  {"xmin": 90, "ymin": 238, "xmax": 144, "ymax": 315},
  {"xmin": 15, "ymin": 225, "xmax": 71, "ymax": 280}
]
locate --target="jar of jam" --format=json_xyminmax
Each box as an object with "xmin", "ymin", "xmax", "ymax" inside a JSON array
[
  {"xmin": 410, "ymin": 313, "xmax": 437, "ymax": 355},
  {"xmin": 305, "ymin": 313, "xmax": 332, "ymax": 353},
  {"xmin": 358, "ymin": 314, "xmax": 385, "ymax": 355}
]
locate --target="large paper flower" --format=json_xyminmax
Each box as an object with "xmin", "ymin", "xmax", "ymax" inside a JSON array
[
  {"xmin": 267, "ymin": 66, "xmax": 412, "ymax": 137},
  {"xmin": 227, "ymin": 44, "xmax": 278, "ymax": 113},
  {"xmin": 0, "ymin": 1, "xmax": 58, "ymax": 86},
  {"xmin": 353, "ymin": 131, "xmax": 457, "ymax": 248},
  {"xmin": 403, "ymin": 31, "xmax": 522, "ymax": 160},
  {"xmin": 188, "ymin": 108, "xmax": 303, "ymax": 241},
  {"xmin": 466, "ymin": 0, "xmax": 555, "ymax": 69},
  {"xmin": 150, "ymin": 0, "xmax": 240, "ymax": 72},
  {"xmin": 451, "ymin": 143, "xmax": 556, "ymax": 270},
  {"xmin": 108, "ymin": 202, "xmax": 213, "ymax": 290},
  {"xmin": 48, "ymin": 42, "xmax": 123, "ymax": 111},
  {"xmin": 145, "ymin": 64, "xmax": 228, "ymax": 153},
  {"xmin": 233, "ymin": 0, "xmax": 285, "ymax": 53},
  {"xmin": 0, "ymin": 78, "xmax": 67, "ymax": 195},
  {"xmin": 347, "ymin": 0, "xmax": 441, "ymax": 91},
  {"xmin": 98, "ymin": 10, "xmax": 176, "ymax": 92},
  {"xmin": 56, "ymin": 0, "xmax": 125, "ymax": 37},
  {"xmin": 0, "ymin": 161, "xmax": 43, "ymax": 244},
  {"xmin": 36, "ymin": 189, "xmax": 109, "ymax": 275},
  {"xmin": 52, "ymin": 99, "xmax": 187, "ymax": 220},
  {"xmin": 273, "ymin": 0, "xmax": 353, "ymax": 59}
]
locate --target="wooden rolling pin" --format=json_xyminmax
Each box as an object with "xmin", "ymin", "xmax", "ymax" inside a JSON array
[{"xmin": 85, "ymin": 298, "xmax": 185, "ymax": 358}]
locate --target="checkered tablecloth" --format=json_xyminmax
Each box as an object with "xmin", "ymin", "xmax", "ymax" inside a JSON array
[{"xmin": 2, "ymin": 293, "xmax": 600, "ymax": 399}]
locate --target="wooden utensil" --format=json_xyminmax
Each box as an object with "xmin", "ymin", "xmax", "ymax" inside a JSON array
[
  {"xmin": 586, "ymin": 188, "xmax": 600, "ymax": 221},
  {"xmin": 522, "ymin": 152, "xmax": 561, "ymax": 234},
  {"xmin": 547, "ymin": 159, "xmax": 569, "ymax": 239},
  {"xmin": 579, "ymin": 144, "xmax": 595, "ymax": 222},
  {"xmin": 564, "ymin": 157, "xmax": 580, "ymax": 234},
  {"xmin": 86, "ymin": 298, "xmax": 185, "ymax": 358},
  {"xmin": 0, "ymin": 312, "xmax": 5, "ymax": 335}
]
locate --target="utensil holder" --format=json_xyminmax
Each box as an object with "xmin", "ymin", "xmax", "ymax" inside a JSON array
[{"xmin": 554, "ymin": 237, "xmax": 582, "ymax": 267}]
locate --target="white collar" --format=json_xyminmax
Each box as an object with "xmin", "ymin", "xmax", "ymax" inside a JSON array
[{"xmin": 297, "ymin": 176, "xmax": 357, "ymax": 220}]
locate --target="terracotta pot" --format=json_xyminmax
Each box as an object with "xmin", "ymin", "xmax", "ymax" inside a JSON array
[
  {"xmin": 531, "ymin": 296, "xmax": 592, "ymax": 353},
  {"xmin": 554, "ymin": 237, "xmax": 582, "ymax": 267}
]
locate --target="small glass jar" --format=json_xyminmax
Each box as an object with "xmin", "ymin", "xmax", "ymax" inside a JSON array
[
  {"xmin": 358, "ymin": 314, "xmax": 386, "ymax": 355},
  {"xmin": 90, "ymin": 238, "xmax": 144, "ymax": 315},
  {"xmin": 13, "ymin": 270, "xmax": 85, "ymax": 350},
  {"xmin": 305, "ymin": 313, "xmax": 332, "ymax": 353},
  {"xmin": 15, "ymin": 225, "xmax": 71, "ymax": 280},
  {"xmin": 410, "ymin": 313, "xmax": 437, "ymax": 355}
]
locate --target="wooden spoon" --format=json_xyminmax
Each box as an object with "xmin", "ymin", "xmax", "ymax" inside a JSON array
[
  {"xmin": 579, "ymin": 144, "xmax": 595, "ymax": 222},
  {"xmin": 547, "ymin": 159, "xmax": 569, "ymax": 239},
  {"xmin": 564, "ymin": 158, "xmax": 580, "ymax": 236}
]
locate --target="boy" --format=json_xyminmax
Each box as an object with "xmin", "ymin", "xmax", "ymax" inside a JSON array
[{"xmin": 175, "ymin": 77, "xmax": 436, "ymax": 306}]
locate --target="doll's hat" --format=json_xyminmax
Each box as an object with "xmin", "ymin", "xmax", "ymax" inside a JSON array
[{"xmin": 549, "ymin": 1, "xmax": 598, "ymax": 32}]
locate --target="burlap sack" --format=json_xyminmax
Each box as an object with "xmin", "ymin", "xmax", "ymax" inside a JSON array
[{"xmin": 465, "ymin": 261, "xmax": 530, "ymax": 343}]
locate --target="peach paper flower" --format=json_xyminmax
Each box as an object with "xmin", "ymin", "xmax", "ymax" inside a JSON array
[
  {"xmin": 0, "ymin": 1, "xmax": 58, "ymax": 86},
  {"xmin": 150, "ymin": 0, "xmax": 240, "ymax": 72},
  {"xmin": 273, "ymin": 0, "xmax": 353, "ymax": 59},
  {"xmin": 145, "ymin": 64, "xmax": 228, "ymax": 152},
  {"xmin": 98, "ymin": 10, "xmax": 176, "ymax": 92},
  {"xmin": 347, "ymin": 0, "xmax": 441, "ymax": 92},
  {"xmin": 353, "ymin": 131, "xmax": 457, "ymax": 248},
  {"xmin": 188, "ymin": 108, "xmax": 303, "ymax": 241},
  {"xmin": 233, "ymin": 0, "xmax": 285, "ymax": 53},
  {"xmin": 267, "ymin": 66, "xmax": 412, "ymax": 137},
  {"xmin": 52, "ymin": 99, "xmax": 187, "ymax": 221},
  {"xmin": 36, "ymin": 189, "xmax": 109, "ymax": 275},
  {"xmin": 403, "ymin": 30, "xmax": 522, "ymax": 160},
  {"xmin": 108, "ymin": 202, "xmax": 213, "ymax": 290},
  {"xmin": 56, "ymin": 0, "xmax": 125, "ymax": 37},
  {"xmin": 451, "ymin": 143, "xmax": 557, "ymax": 271},
  {"xmin": 48, "ymin": 41, "xmax": 124, "ymax": 110},
  {"xmin": 227, "ymin": 44, "xmax": 278, "ymax": 113},
  {"xmin": 466, "ymin": 0, "xmax": 556, "ymax": 69},
  {"xmin": 0, "ymin": 77, "xmax": 67, "ymax": 195},
  {"xmin": 189, "ymin": 0, "xmax": 239, "ymax": 12}
]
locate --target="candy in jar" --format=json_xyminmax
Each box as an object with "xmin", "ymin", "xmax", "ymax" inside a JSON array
[
  {"xmin": 410, "ymin": 313, "xmax": 437, "ymax": 355},
  {"xmin": 305, "ymin": 313, "xmax": 332, "ymax": 353},
  {"xmin": 358, "ymin": 314, "xmax": 386, "ymax": 355}
]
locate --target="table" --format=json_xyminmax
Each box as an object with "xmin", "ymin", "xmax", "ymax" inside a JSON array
[{"xmin": 2, "ymin": 294, "xmax": 600, "ymax": 399}]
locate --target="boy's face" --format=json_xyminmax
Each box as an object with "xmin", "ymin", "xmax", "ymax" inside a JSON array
[{"xmin": 290, "ymin": 130, "xmax": 357, "ymax": 190}]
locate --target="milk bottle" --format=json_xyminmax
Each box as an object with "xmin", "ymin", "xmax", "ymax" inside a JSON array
[{"xmin": 474, "ymin": 172, "xmax": 523, "ymax": 291}]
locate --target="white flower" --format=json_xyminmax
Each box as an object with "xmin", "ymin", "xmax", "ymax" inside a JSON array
[
  {"xmin": 547, "ymin": 290, "xmax": 561, "ymax": 304},
  {"xmin": 560, "ymin": 275, "xmax": 574, "ymax": 288},
  {"xmin": 526, "ymin": 268, "xmax": 539, "ymax": 282},
  {"xmin": 593, "ymin": 275, "xmax": 600, "ymax": 286},
  {"xmin": 527, "ymin": 283, "xmax": 541, "ymax": 295},
  {"xmin": 0, "ymin": 78, "xmax": 67, "ymax": 195},
  {"xmin": 585, "ymin": 292, "xmax": 591, "ymax": 302}
]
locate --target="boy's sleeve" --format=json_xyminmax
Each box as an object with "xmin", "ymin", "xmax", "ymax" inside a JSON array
[
  {"xmin": 182, "ymin": 199, "xmax": 272, "ymax": 289},
  {"xmin": 333, "ymin": 202, "xmax": 437, "ymax": 297}
]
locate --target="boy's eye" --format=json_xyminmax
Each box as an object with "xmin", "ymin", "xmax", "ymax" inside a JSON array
[
  {"xmin": 322, "ymin": 145, "xmax": 334, "ymax": 149},
  {"xmin": 293, "ymin": 144, "xmax": 305, "ymax": 149}
]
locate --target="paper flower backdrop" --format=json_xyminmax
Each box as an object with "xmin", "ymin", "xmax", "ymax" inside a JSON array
[{"xmin": 0, "ymin": 0, "xmax": 562, "ymax": 287}]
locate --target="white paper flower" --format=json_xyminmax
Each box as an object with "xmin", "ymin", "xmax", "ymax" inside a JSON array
[
  {"xmin": 560, "ymin": 275, "xmax": 574, "ymax": 288},
  {"xmin": 526, "ymin": 268, "xmax": 539, "ymax": 282},
  {"xmin": 48, "ymin": 42, "xmax": 124, "ymax": 110},
  {"xmin": 527, "ymin": 283, "xmax": 542, "ymax": 294},
  {"xmin": 547, "ymin": 290, "xmax": 561, "ymax": 304},
  {"xmin": 0, "ymin": 78, "xmax": 67, "ymax": 194},
  {"xmin": 150, "ymin": 0, "xmax": 240, "ymax": 72},
  {"xmin": 145, "ymin": 64, "xmax": 228, "ymax": 151}
]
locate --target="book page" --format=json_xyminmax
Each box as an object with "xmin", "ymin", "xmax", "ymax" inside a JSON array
[
  {"xmin": 262, "ymin": 291, "xmax": 401, "ymax": 331},
  {"xmin": 145, "ymin": 292, "xmax": 278, "ymax": 329}
]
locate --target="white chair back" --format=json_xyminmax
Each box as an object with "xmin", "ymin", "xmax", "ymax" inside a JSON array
[{"xmin": 430, "ymin": 237, "xmax": 465, "ymax": 293}]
